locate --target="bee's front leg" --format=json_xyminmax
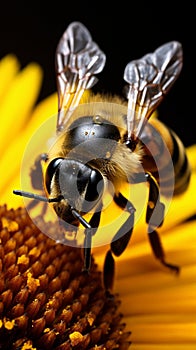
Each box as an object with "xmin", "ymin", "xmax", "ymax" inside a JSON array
[
  {"xmin": 145, "ymin": 172, "xmax": 180, "ymax": 274},
  {"xmin": 103, "ymin": 193, "xmax": 135, "ymax": 292},
  {"xmin": 72, "ymin": 204, "xmax": 102, "ymax": 274},
  {"xmin": 83, "ymin": 208, "xmax": 102, "ymax": 273}
]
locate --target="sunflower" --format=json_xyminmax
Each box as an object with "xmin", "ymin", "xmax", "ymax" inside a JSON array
[{"xmin": 0, "ymin": 54, "xmax": 196, "ymax": 350}]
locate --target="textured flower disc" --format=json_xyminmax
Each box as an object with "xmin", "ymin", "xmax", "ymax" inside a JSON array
[{"xmin": 0, "ymin": 205, "xmax": 131, "ymax": 350}]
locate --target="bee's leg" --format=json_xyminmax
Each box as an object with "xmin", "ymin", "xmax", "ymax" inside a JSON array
[
  {"xmin": 30, "ymin": 153, "xmax": 48, "ymax": 190},
  {"xmin": 145, "ymin": 172, "xmax": 180, "ymax": 274},
  {"xmin": 72, "ymin": 203, "xmax": 103, "ymax": 274},
  {"xmin": 83, "ymin": 228, "xmax": 92, "ymax": 274},
  {"xmin": 83, "ymin": 208, "xmax": 102, "ymax": 273},
  {"xmin": 103, "ymin": 193, "xmax": 135, "ymax": 291},
  {"xmin": 27, "ymin": 153, "xmax": 48, "ymax": 213}
]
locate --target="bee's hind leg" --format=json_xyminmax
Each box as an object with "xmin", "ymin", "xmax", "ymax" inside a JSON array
[
  {"xmin": 103, "ymin": 193, "xmax": 135, "ymax": 292},
  {"xmin": 145, "ymin": 172, "xmax": 180, "ymax": 274}
]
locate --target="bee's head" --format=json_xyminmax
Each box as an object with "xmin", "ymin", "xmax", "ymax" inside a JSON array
[{"xmin": 45, "ymin": 158, "xmax": 104, "ymax": 224}]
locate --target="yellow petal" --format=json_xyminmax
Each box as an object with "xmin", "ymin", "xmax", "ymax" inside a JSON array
[
  {"xmin": 0, "ymin": 93, "xmax": 57, "ymax": 203},
  {"xmin": 93, "ymin": 174, "xmax": 196, "ymax": 265},
  {"xmin": 113, "ymin": 219, "xmax": 196, "ymax": 275},
  {"xmin": 128, "ymin": 313, "xmax": 196, "ymax": 325},
  {"xmin": 160, "ymin": 172, "xmax": 196, "ymax": 231},
  {"xmin": 187, "ymin": 144, "xmax": 196, "ymax": 171},
  {"xmin": 127, "ymin": 321, "xmax": 196, "ymax": 344},
  {"xmin": 99, "ymin": 218, "xmax": 196, "ymax": 348},
  {"xmin": 23, "ymin": 92, "xmax": 57, "ymax": 133},
  {"xmin": 0, "ymin": 62, "xmax": 43, "ymax": 154},
  {"xmin": 0, "ymin": 177, "xmax": 24, "ymax": 208},
  {"xmin": 0, "ymin": 54, "xmax": 20, "ymax": 99}
]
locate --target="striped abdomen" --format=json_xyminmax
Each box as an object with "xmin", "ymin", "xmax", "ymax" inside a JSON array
[{"xmin": 140, "ymin": 118, "xmax": 191, "ymax": 197}]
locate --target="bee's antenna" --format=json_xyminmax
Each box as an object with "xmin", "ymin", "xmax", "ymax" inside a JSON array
[
  {"xmin": 13, "ymin": 190, "xmax": 63, "ymax": 203},
  {"xmin": 13, "ymin": 190, "xmax": 48, "ymax": 202}
]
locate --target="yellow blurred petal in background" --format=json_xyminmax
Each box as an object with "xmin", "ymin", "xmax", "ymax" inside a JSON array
[
  {"xmin": 0, "ymin": 54, "xmax": 20, "ymax": 99},
  {"xmin": 0, "ymin": 93, "xmax": 57, "ymax": 207},
  {"xmin": 0, "ymin": 59, "xmax": 43, "ymax": 154}
]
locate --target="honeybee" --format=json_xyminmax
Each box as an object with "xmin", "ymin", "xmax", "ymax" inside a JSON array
[{"xmin": 14, "ymin": 22, "xmax": 191, "ymax": 291}]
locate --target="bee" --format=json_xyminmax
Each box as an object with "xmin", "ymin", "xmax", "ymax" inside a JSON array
[{"xmin": 14, "ymin": 22, "xmax": 191, "ymax": 291}]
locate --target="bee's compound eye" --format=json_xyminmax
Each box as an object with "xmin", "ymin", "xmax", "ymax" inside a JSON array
[
  {"xmin": 76, "ymin": 165, "xmax": 104, "ymax": 212},
  {"xmin": 45, "ymin": 158, "xmax": 64, "ymax": 194},
  {"xmin": 85, "ymin": 168, "xmax": 104, "ymax": 202}
]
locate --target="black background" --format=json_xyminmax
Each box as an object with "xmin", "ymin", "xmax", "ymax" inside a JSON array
[{"xmin": 0, "ymin": 3, "xmax": 194, "ymax": 146}]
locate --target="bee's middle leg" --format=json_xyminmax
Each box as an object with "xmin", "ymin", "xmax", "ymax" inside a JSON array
[{"xmin": 103, "ymin": 192, "xmax": 135, "ymax": 292}]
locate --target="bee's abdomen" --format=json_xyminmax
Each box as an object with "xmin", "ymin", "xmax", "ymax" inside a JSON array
[
  {"xmin": 141, "ymin": 120, "xmax": 191, "ymax": 197},
  {"xmin": 169, "ymin": 129, "xmax": 191, "ymax": 195}
]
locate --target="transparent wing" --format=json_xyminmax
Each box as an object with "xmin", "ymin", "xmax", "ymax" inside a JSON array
[
  {"xmin": 124, "ymin": 41, "xmax": 183, "ymax": 142},
  {"xmin": 56, "ymin": 21, "xmax": 106, "ymax": 132}
]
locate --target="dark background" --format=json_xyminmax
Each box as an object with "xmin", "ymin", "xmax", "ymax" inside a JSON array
[{"xmin": 0, "ymin": 3, "xmax": 194, "ymax": 146}]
